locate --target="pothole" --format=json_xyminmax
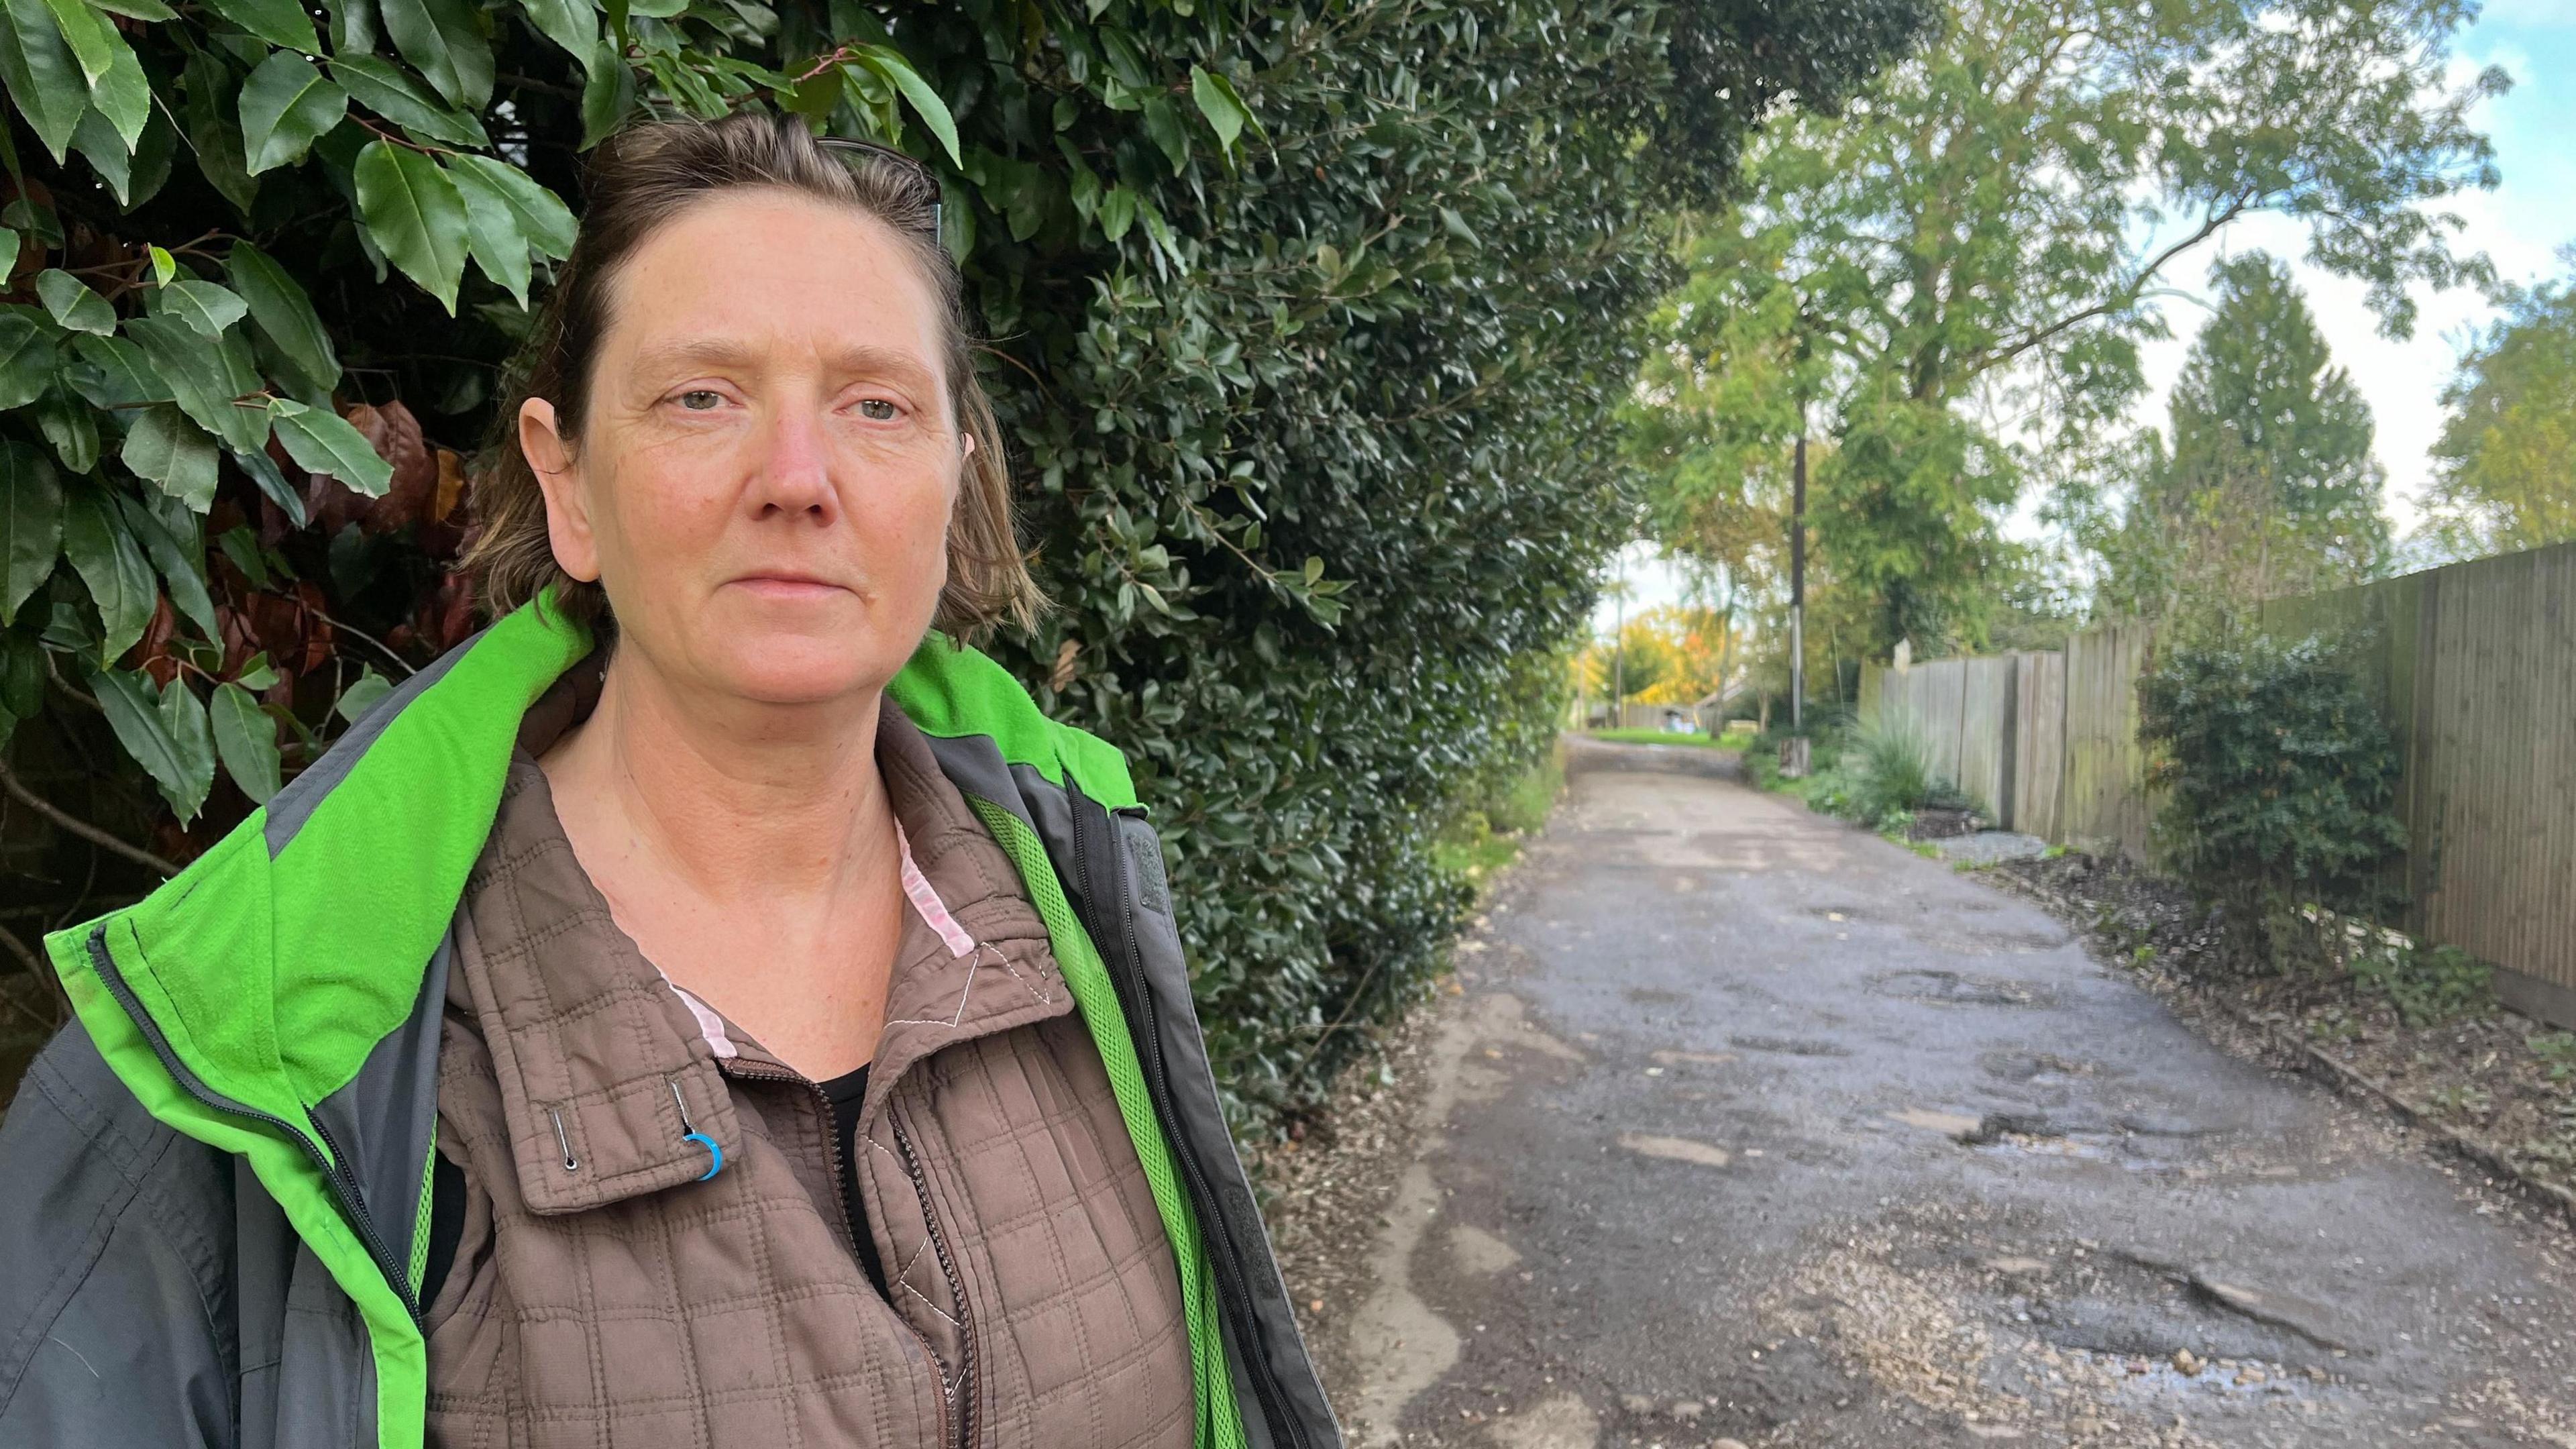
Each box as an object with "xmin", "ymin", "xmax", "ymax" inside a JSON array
[
  {"xmin": 1868, "ymin": 969, "xmax": 2057, "ymax": 1008},
  {"xmin": 1730, "ymin": 1033, "xmax": 1852, "ymax": 1057},
  {"xmin": 1980, "ymin": 1051, "xmax": 2098, "ymax": 1082}
]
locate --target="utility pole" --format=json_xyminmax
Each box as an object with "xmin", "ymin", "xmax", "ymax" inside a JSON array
[
  {"xmin": 1790, "ymin": 423, "xmax": 1807, "ymax": 735},
  {"xmin": 1611, "ymin": 556, "xmax": 1626, "ymax": 729}
]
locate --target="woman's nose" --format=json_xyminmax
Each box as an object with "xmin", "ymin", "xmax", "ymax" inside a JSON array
[{"xmin": 746, "ymin": 401, "xmax": 839, "ymax": 522}]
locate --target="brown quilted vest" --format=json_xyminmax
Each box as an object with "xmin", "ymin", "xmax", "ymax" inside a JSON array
[{"xmin": 420, "ymin": 688, "xmax": 1196, "ymax": 1449}]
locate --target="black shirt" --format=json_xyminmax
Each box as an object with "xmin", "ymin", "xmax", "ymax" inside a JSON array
[
  {"xmin": 421, "ymin": 1064, "xmax": 891, "ymax": 1306},
  {"xmin": 821, "ymin": 1063, "xmax": 890, "ymax": 1295}
]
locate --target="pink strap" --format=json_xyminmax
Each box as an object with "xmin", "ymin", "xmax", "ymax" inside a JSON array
[{"xmin": 895, "ymin": 822, "xmax": 977, "ymax": 959}]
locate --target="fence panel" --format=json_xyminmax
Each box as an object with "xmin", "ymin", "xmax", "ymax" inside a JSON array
[
  {"xmin": 1958, "ymin": 655, "xmax": 2017, "ymax": 820},
  {"xmin": 2412, "ymin": 546, "xmax": 2576, "ymax": 1001},
  {"xmin": 2011, "ymin": 650, "xmax": 2065, "ymax": 839},
  {"xmin": 2061, "ymin": 620, "xmax": 2158, "ymax": 861},
  {"xmin": 1915, "ymin": 659, "xmax": 1969, "ymax": 792}
]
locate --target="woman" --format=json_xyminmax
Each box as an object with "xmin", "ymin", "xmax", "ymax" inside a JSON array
[{"xmin": 0, "ymin": 114, "xmax": 1339, "ymax": 1449}]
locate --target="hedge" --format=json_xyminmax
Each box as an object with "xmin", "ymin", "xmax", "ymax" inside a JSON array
[{"xmin": 0, "ymin": 0, "xmax": 1925, "ymax": 1120}]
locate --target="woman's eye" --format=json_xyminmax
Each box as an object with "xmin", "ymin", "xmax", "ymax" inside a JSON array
[
  {"xmin": 678, "ymin": 390, "xmax": 724, "ymax": 411},
  {"xmin": 856, "ymin": 398, "xmax": 898, "ymax": 421}
]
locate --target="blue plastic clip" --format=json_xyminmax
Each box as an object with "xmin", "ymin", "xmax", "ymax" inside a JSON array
[{"xmin": 669, "ymin": 1079, "xmax": 723, "ymax": 1181}]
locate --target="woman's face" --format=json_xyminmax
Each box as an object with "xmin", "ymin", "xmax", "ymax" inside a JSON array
[{"xmin": 519, "ymin": 188, "xmax": 967, "ymax": 709}]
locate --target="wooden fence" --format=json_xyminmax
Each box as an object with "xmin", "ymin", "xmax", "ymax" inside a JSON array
[{"xmin": 1864, "ymin": 541, "xmax": 2576, "ymax": 1028}]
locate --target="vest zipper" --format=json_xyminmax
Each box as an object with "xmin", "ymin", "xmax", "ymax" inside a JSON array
[
  {"xmin": 724, "ymin": 1058, "xmax": 966, "ymax": 1449},
  {"xmin": 1065, "ymin": 798, "xmax": 1313, "ymax": 1449},
  {"xmin": 82, "ymin": 926, "xmax": 425, "ymax": 1322}
]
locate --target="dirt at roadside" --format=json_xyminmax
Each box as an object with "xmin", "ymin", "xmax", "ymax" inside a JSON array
[
  {"xmin": 1984, "ymin": 850, "xmax": 2576, "ymax": 1209},
  {"xmin": 1244, "ymin": 971, "xmax": 1453, "ymax": 1411}
]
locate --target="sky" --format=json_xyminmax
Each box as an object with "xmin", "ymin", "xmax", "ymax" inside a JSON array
[{"xmin": 1595, "ymin": 0, "xmax": 2576, "ymax": 637}]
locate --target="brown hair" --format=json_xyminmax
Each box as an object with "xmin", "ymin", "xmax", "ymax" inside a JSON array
[{"xmin": 462, "ymin": 112, "xmax": 1040, "ymax": 638}]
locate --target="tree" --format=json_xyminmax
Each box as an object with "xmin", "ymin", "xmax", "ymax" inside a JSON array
[
  {"xmin": 2098, "ymin": 254, "xmax": 2391, "ymax": 614},
  {"xmin": 1578, "ymin": 604, "xmax": 1734, "ymax": 707},
  {"xmin": 0, "ymin": 0, "xmax": 1933, "ymax": 1117},
  {"xmin": 1630, "ymin": 0, "xmax": 2500, "ymax": 656},
  {"xmin": 2422, "ymin": 271, "xmax": 2576, "ymax": 557}
]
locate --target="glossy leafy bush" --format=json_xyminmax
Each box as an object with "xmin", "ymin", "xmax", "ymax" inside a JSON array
[
  {"xmin": 0, "ymin": 0, "xmax": 1925, "ymax": 1120},
  {"xmin": 2138, "ymin": 627, "xmax": 2408, "ymax": 969}
]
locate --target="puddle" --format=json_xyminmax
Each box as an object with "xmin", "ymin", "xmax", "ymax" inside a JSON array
[{"xmin": 1868, "ymin": 969, "xmax": 2057, "ymax": 1008}]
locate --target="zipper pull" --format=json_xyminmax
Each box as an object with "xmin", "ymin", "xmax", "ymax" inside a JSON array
[{"xmin": 671, "ymin": 1078, "xmax": 724, "ymax": 1181}]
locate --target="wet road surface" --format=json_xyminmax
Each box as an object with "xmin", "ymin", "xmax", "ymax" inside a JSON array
[{"xmin": 1322, "ymin": 741, "xmax": 2576, "ymax": 1447}]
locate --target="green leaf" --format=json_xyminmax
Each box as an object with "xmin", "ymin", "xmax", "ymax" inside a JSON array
[
  {"xmin": 60, "ymin": 483, "xmax": 150, "ymax": 656},
  {"xmin": 270, "ymin": 398, "xmax": 393, "ymax": 495},
  {"xmin": 353, "ymin": 140, "xmax": 468, "ymax": 313},
  {"xmin": 1099, "ymin": 184, "xmax": 1137, "ymax": 241},
  {"xmin": 35, "ymin": 268, "xmax": 111, "ymax": 334},
  {"xmin": 578, "ymin": 33, "xmax": 632, "ymax": 148},
  {"xmin": 200, "ymin": 0, "xmax": 317, "ymax": 53},
  {"xmin": 1141, "ymin": 95, "xmax": 1189, "ymax": 173},
  {"xmin": 378, "ymin": 0, "xmax": 492, "ymax": 112},
  {"xmin": 68, "ymin": 105, "xmax": 131, "ymax": 201},
  {"xmin": 89, "ymin": 665, "xmax": 201, "ymax": 818},
  {"xmin": 335, "ymin": 666, "xmax": 392, "ymax": 722},
  {"xmin": 226, "ymin": 242, "xmax": 340, "ymax": 394},
  {"xmin": 0, "ymin": 441, "xmax": 62, "ymax": 623},
  {"xmin": 447, "ymin": 154, "xmax": 529, "ymax": 305},
  {"xmin": 330, "ymin": 54, "xmax": 488, "ymax": 147},
  {"xmin": 211, "ymin": 680, "xmax": 280, "ymax": 802},
  {"xmin": 160, "ymin": 278, "xmax": 250, "ymax": 339},
  {"xmin": 146, "ymin": 244, "xmax": 174, "ymax": 285},
  {"xmin": 1189, "ymin": 64, "xmax": 1248, "ymax": 152},
  {"xmin": 79, "ymin": 15, "xmax": 144, "ymax": 149},
  {"xmin": 0, "ymin": 0, "xmax": 90, "ymax": 162},
  {"xmin": 125, "ymin": 315, "xmax": 269, "ymax": 455},
  {"xmin": 517, "ymin": 0, "xmax": 595, "ymax": 64},
  {"xmin": 238, "ymin": 50, "xmax": 345, "ymax": 174},
  {"xmin": 233, "ymin": 650, "xmax": 276, "ymax": 690},
  {"xmin": 0, "ymin": 310, "xmax": 61, "ymax": 409},
  {"xmin": 35, "ymin": 386, "xmax": 96, "ymax": 472},
  {"xmin": 113, "ymin": 491, "xmax": 216, "ymax": 640},
  {"xmin": 35, "ymin": 0, "xmax": 110, "ymax": 91},
  {"xmin": 231, "ymin": 445, "xmax": 303, "ymax": 526},
  {"xmin": 122, "ymin": 404, "xmax": 219, "ymax": 511},
  {"xmin": 68, "ymin": 333, "xmax": 168, "ymax": 407},
  {"xmin": 180, "ymin": 52, "xmax": 258, "ymax": 215},
  {"xmin": 447, "ymin": 154, "xmax": 576, "ymax": 258},
  {"xmin": 88, "ymin": 0, "xmax": 172, "ymax": 17},
  {"xmin": 156, "ymin": 676, "xmax": 217, "ymax": 822},
  {"xmin": 857, "ymin": 45, "xmax": 959, "ymax": 166}
]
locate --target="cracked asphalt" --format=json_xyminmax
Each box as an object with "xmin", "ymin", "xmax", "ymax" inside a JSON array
[{"xmin": 1316, "ymin": 740, "xmax": 2576, "ymax": 1448}]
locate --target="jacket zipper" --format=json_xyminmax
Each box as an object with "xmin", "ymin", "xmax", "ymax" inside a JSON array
[
  {"xmin": 725, "ymin": 1059, "xmax": 965, "ymax": 1449},
  {"xmin": 83, "ymin": 926, "xmax": 425, "ymax": 1322},
  {"xmin": 890, "ymin": 1104, "xmax": 977, "ymax": 1449},
  {"xmin": 1065, "ymin": 799, "xmax": 1311, "ymax": 1449}
]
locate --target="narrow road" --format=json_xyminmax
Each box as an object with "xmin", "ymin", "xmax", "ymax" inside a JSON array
[{"xmin": 1320, "ymin": 741, "xmax": 2576, "ymax": 1448}]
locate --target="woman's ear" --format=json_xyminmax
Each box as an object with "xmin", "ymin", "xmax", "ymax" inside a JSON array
[
  {"xmin": 520, "ymin": 398, "xmax": 600, "ymax": 584},
  {"xmin": 961, "ymin": 429, "xmax": 976, "ymax": 460}
]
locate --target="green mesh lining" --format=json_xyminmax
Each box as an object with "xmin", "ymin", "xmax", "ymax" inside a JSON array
[
  {"xmin": 968, "ymin": 796, "xmax": 1249, "ymax": 1449},
  {"xmin": 409, "ymin": 1130, "xmax": 437, "ymax": 1297}
]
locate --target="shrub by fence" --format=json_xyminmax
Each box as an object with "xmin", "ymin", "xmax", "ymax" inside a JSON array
[{"xmin": 1865, "ymin": 541, "xmax": 2576, "ymax": 1028}]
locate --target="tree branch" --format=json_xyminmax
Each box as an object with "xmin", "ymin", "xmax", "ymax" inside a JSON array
[
  {"xmin": 0, "ymin": 757, "xmax": 180, "ymax": 878},
  {"xmin": 0, "ymin": 920, "xmax": 69, "ymax": 1027},
  {"xmin": 1966, "ymin": 190, "xmax": 2259, "ymax": 380}
]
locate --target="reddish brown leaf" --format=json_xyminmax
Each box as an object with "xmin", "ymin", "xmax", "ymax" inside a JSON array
[
  {"xmin": 432, "ymin": 447, "xmax": 466, "ymax": 522},
  {"xmin": 133, "ymin": 594, "xmax": 179, "ymax": 685},
  {"xmin": 347, "ymin": 402, "xmax": 435, "ymax": 533}
]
